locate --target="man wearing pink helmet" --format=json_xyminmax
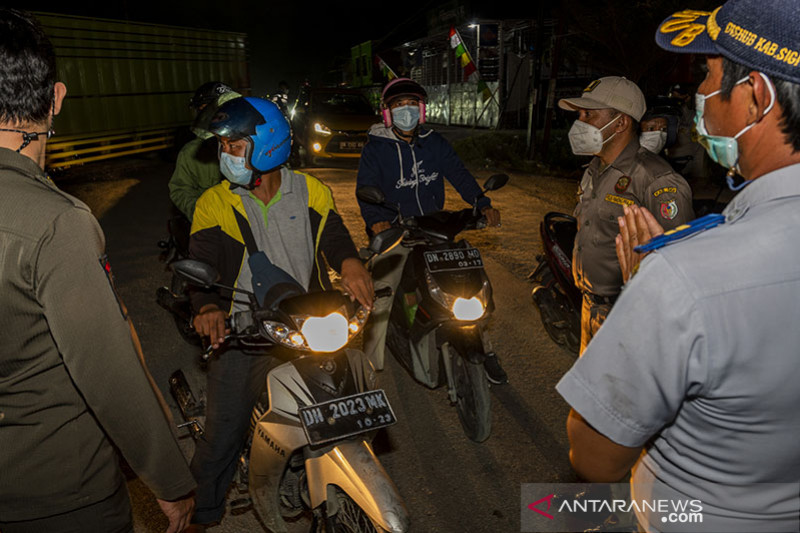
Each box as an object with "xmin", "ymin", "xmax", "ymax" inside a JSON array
[{"xmin": 355, "ymin": 77, "xmax": 507, "ymax": 384}]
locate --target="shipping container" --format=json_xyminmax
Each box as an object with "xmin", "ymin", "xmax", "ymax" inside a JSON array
[{"xmin": 32, "ymin": 12, "xmax": 249, "ymax": 169}]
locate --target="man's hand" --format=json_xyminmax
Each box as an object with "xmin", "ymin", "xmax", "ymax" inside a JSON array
[
  {"xmin": 192, "ymin": 304, "xmax": 229, "ymax": 349},
  {"xmin": 370, "ymin": 221, "xmax": 392, "ymax": 235},
  {"xmin": 340, "ymin": 257, "xmax": 374, "ymax": 310},
  {"xmin": 157, "ymin": 494, "xmax": 195, "ymax": 533},
  {"xmin": 481, "ymin": 206, "xmax": 501, "ymax": 227},
  {"xmin": 615, "ymin": 205, "xmax": 664, "ymax": 283}
]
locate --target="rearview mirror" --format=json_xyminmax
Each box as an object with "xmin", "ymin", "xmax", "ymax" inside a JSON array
[
  {"xmin": 483, "ymin": 174, "xmax": 509, "ymax": 192},
  {"xmin": 356, "ymin": 186, "xmax": 386, "ymax": 205},
  {"xmin": 171, "ymin": 259, "xmax": 220, "ymax": 289},
  {"xmin": 369, "ymin": 227, "xmax": 404, "ymax": 256}
]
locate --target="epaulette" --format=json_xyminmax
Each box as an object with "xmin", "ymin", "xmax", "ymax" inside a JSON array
[{"xmin": 635, "ymin": 213, "xmax": 725, "ymax": 253}]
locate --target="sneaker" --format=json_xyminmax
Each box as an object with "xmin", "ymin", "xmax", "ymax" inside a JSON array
[{"xmin": 483, "ymin": 352, "xmax": 508, "ymax": 384}]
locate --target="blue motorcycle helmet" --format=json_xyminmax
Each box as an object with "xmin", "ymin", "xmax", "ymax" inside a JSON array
[{"xmin": 208, "ymin": 97, "xmax": 292, "ymax": 189}]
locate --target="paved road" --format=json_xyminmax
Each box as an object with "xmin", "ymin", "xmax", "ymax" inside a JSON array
[{"xmin": 62, "ymin": 159, "xmax": 579, "ymax": 533}]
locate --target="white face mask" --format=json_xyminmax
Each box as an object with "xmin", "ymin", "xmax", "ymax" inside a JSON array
[
  {"xmin": 219, "ymin": 151, "xmax": 253, "ymax": 186},
  {"xmin": 568, "ymin": 114, "xmax": 620, "ymax": 156},
  {"xmin": 640, "ymin": 130, "xmax": 668, "ymax": 153}
]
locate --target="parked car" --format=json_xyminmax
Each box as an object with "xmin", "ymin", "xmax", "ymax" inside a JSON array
[{"xmin": 290, "ymin": 87, "xmax": 379, "ymax": 166}]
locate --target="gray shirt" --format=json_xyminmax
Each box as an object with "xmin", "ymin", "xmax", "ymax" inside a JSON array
[
  {"xmin": 557, "ymin": 164, "xmax": 800, "ymax": 532},
  {"xmin": 234, "ymin": 167, "xmax": 314, "ymax": 313}
]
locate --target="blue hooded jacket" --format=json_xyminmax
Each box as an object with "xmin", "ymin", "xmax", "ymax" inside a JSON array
[{"xmin": 356, "ymin": 124, "xmax": 491, "ymax": 231}]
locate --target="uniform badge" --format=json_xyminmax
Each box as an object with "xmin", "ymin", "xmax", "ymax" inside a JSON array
[
  {"xmin": 614, "ymin": 176, "xmax": 631, "ymax": 193},
  {"xmin": 653, "ymin": 187, "xmax": 677, "ymax": 197},
  {"xmin": 660, "ymin": 200, "xmax": 678, "ymax": 220},
  {"xmin": 605, "ymin": 194, "xmax": 634, "ymax": 207}
]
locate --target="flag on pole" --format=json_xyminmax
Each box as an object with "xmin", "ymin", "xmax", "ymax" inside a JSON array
[
  {"xmin": 477, "ymin": 79, "xmax": 492, "ymax": 102},
  {"xmin": 449, "ymin": 26, "xmax": 491, "ymax": 102},
  {"xmin": 375, "ymin": 55, "xmax": 397, "ymax": 81}
]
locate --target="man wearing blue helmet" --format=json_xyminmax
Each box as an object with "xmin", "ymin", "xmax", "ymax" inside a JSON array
[
  {"xmin": 185, "ymin": 97, "xmax": 372, "ymax": 529},
  {"xmin": 557, "ymin": 2, "xmax": 800, "ymax": 532}
]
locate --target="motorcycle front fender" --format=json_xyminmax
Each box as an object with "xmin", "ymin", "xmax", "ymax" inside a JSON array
[
  {"xmin": 438, "ymin": 322, "xmax": 486, "ymax": 364},
  {"xmin": 305, "ymin": 439, "xmax": 409, "ymax": 533}
]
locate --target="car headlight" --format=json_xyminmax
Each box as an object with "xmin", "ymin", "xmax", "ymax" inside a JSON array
[
  {"xmin": 261, "ymin": 307, "xmax": 370, "ymax": 353},
  {"xmin": 452, "ymin": 297, "xmax": 485, "ymax": 321},
  {"xmin": 314, "ymin": 122, "xmax": 332, "ymax": 136}
]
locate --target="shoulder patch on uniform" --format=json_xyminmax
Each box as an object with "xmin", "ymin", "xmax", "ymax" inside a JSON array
[
  {"xmin": 635, "ymin": 213, "xmax": 725, "ymax": 253},
  {"xmin": 653, "ymin": 186, "xmax": 677, "ymax": 197},
  {"xmin": 659, "ymin": 200, "xmax": 678, "ymax": 220},
  {"xmin": 614, "ymin": 176, "xmax": 631, "ymax": 193},
  {"xmin": 605, "ymin": 194, "xmax": 634, "ymax": 206}
]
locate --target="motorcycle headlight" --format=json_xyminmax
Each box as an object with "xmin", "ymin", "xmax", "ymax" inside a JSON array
[
  {"xmin": 262, "ymin": 306, "xmax": 370, "ymax": 353},
  {"xmin": 314, "ymin": 122, "xmax": 332, "ymax": 136},
  {"xmin": 426, "ymin": 272, "xmax": 490, "ymax": 321},
  {"xmin": 452, "ymin": 297, "xmax": 485, "ymax": 321},
  {"xmin": 347, "ymin": 306, "xmax": 369, "ymax": 337},
  {"xmin": 262, "ymin": 321, "xmax": 308, "ymax": 350},
  {"xmin": 301, "ymin": 312, "xmax": 348, "ymax": 352}
]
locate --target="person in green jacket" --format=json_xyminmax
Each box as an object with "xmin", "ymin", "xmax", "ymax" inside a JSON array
[{"xmin": 169, "ymin": 82, "xmax": 240, "ymax": 220}]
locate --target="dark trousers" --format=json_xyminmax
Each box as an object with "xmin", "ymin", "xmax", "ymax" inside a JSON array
[
  {"xmin": 0, "ymin": 481, "xmax": 132, "ymax": 533},
  {"xmin": 580, "ymin": 292, "xmax": 614, "ymax": 355},
  {"xmin": 190, "ymin": 347, "xmax": 273, "ymax": 524}
]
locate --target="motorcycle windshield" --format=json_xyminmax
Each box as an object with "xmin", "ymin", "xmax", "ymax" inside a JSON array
[{"xmin": 412, "ymin": 209, "xmax": 476, "ymax": 242}]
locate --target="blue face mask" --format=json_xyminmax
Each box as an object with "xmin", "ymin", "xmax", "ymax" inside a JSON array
[
  {"xmin": 220, "ymin": 151, "xmax": 253, "ymax": 186},
  {"xmin": 694, "ymin": 72, "xmax": 775, "ymax": 189},
  {"xmin": 391, "ymin": 105, "xmax": 420, "ymax": 131}
]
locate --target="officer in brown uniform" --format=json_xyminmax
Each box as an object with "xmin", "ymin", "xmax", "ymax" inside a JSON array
[
  {"xmin": 558, "ymin": 76, "xmax": 694, "ymax": 353},
  {"xmin": 0, "ymin": 9, "xmax": 195, "ymax": 533}
]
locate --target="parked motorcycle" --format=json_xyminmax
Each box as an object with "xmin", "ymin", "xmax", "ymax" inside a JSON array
[
  {"xmin": 356, "ymin": 174, "xmax": 508, "ymax": 443},
  {"xmin": 156, "ymin": 214, "xmax": 202, "ymax": 346},
  {"xmin": 168, "ymin": 229, "xmax": 409, "ymax": 533},
  {"xmin": 528, "ymin": 198, "xmax": 728, "ymax": 357},
  {"xmin": 528, "ymin": 212, "xmax": 581, "ymax": 356}
]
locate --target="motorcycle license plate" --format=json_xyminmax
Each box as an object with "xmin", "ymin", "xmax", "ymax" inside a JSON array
[
  {"xmin": 298, "ymin": 390, "xmax": 396, "ymax": 446},
  {"xmin": 424, "ymin": 247, "xmax": 483, "ymax": 272}
]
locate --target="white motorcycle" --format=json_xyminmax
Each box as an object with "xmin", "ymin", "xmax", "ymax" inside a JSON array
[{"xmin": 169, "ymin": 230, "xmax": 409, "ymax": 533}]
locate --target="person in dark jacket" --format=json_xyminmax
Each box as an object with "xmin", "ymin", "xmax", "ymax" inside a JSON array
[
  {"xmin": 355, "ymin": 77, "xmax": 507, "ymax": 384},
  {"xmin": 186, "ymin": 97, "xmax": 372, "ymax": 531}
]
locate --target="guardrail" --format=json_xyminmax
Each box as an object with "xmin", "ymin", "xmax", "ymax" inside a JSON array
[{"xmin": 46, "ymin": 127, "xmax": 177, "ymax": 169}]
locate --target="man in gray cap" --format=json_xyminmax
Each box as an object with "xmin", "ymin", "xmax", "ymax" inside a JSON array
[
  {"xmin": 558, "ymin": 76, "xmax": 693, "ymax": 353},
  {"xmin": 558, "ymin": 1, "xmax": 800, "ymax": 531}
]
